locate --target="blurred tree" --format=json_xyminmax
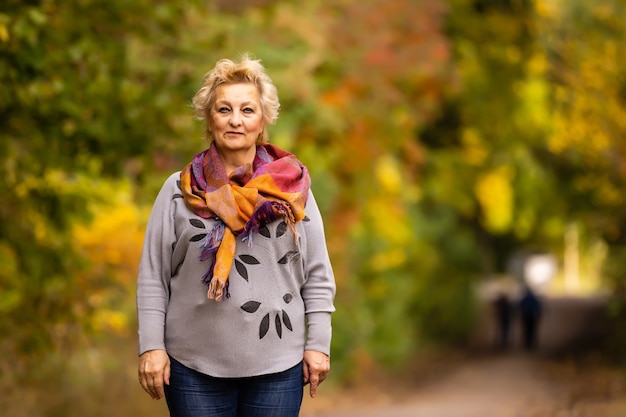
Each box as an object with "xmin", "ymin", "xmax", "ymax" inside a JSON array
[
  {"xmin": 532, "ymin": 0, "xmax": 626, "ymax": 357},
  {"xmin": 0, "ymin": 0, "xmax": 197, "ymax": 372},
  {"xmin": 534, "ymin": 0, "xmax": 626, "ymax": 284},
  {"xmin": 425, "ymin": 0, "xmax": 561, "ymax": 275},
  {"xmin": 297, "ymin": 0, "xmax": 456, "ymax": 372}
]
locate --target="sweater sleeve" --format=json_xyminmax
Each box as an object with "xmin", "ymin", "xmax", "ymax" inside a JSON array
[
  {"xmin": 301, "ymin": 190, "xmax": 336, "ymax": 356},
  {"xmin": 136, "ymin": 173, "xmax": 178, "ymax": 355}
]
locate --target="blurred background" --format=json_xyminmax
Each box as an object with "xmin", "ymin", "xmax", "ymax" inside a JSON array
[{"xmin": 1, "ymin": 0, "xmax": 626, "ymax": 415}]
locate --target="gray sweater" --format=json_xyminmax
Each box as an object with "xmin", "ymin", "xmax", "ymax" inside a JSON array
[{"xmin": 136, "ymin": 172, "xmax": 336, "ymax": 378}]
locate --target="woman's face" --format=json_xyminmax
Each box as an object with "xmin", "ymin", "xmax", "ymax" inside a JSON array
[{"xmin": 209, "ymin": 83, "xmax": 264, "ymax": 155}]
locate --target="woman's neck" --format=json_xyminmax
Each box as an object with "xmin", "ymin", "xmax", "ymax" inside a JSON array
[{"xmin": 217, "ymin": 147, "xmax": 257, "ymax": 175}]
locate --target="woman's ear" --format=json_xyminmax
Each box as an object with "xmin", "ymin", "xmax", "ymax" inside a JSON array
[{"xmin": 257, "ymin": 126, "xmax": 267, "ymax": 144}]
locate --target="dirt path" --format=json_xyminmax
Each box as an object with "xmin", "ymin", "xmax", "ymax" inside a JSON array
[
  {"xmin": 301, "ymin": 353, "xmax": 626, "ymax": 417},
  {"xmin": 300, "ymin": 294, "xmax": 626, "ymax": 417}
]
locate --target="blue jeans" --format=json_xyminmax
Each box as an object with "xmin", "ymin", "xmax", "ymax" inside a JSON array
[{"xmin": 164, "ymin": 357, "xmax": 304, "ymax": 417}]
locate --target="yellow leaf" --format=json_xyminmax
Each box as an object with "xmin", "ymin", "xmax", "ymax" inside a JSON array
[
  {"xmin": 475, "ymin": 167, "xmax": 514, "ymax": 233},
  {"xmin": 375, "ymin": 155, "xmax": 402, "ymax": 194},
  {"xmin": 0, "ymin": 24, "xmax": 8, "ymax": 43}
]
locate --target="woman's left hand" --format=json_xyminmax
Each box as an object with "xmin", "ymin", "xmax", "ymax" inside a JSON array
[{"xmin": 303, "ymin": 350, "xmax": 330, "ymax": 398}]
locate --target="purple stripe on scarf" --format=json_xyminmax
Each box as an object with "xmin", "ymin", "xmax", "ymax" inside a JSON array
[
  {"xmin": 242, "ymin": 200, "xmax": 277, "ymax": 236},
  {"xmin": 191, "ymin": 150, "xmax": 208, "ymax": 191}
]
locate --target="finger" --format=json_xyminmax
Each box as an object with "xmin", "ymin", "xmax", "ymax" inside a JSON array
[
  {"xmin": 147, "ymin": 372, "xmax": 162, "ymax": 399},
  {"xmin": 164, "ymin": 362, "xmax": 171, "ymax": 386},
  {"xmin": 302, "ymin": 361, "xmax": 310, "ymax": 384},
  {"xmin": 308, "ymin": 373, "xmax": 320, "ymax": 398},
  {"xmin": 154, "ymin": 378, "xmax": 164, "ymax": 400},
  {"xmin": 309, "ymin": 379, "xmax": 318, "ymax": 398},
  {"xmin": 146, "ymin": 375, "xmax": 157, "ymax": 399},
  {"xmin": 317, "ymin": 372, "xmax": 327, "ymax": 384},
  {"xmin": 138, "ymin": 372, "xmax": 149, "ymax": 395},
  {"xmin": 144, "ymin": 370, "xmax": 160, "ymax": 399},
  {"xmin": 139, "ymin": 366, "xmax": 155, "ymax": 399},
  {"xmin": 142, "ymin": 378, "xmax": 158, "ymax": 400}
]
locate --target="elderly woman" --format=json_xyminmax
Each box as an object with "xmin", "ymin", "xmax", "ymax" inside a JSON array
[{"xmin": 136, "ymin": 55, "xmax": 336, "ymax": 417}]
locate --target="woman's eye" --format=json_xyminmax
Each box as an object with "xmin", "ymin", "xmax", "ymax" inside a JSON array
[
  {"xmin": 218, "ymin": 107, "xmax": 230, "ymax": 113},
  {"xmin": 243, "ymin": 107, "xmax": 254, "ymax": 114}
]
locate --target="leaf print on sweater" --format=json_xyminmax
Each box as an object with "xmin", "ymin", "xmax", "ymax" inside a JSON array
[
  {"xmin": 259, "ymin": 313, "xmax": 270, "ymax": 339},
  {"xmin": 241, "ymin": 301, "xmax": 261, "ymax": 313},
  {"xmin": 278, "ymin": 251, "xmax": 300, "ymax": 265},
  {"xmin": 235, "ymin": 254, "xmax": 260, "ymax": 282},
  {"xmin": 241, "ymin": 293, "xmax": 295, "ymax": 340},
  {"xmin": 173, "ymin": 180, "xmax": 183, "ymax": 199},
  {"xmin": 188, "ymin": 218, "xmax": 207, "ymax": 242}
]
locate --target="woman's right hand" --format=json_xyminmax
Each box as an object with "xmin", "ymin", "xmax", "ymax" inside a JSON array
[{"xmin": 138, "ymin": 349, "xmax": 170, "ymax": 400}]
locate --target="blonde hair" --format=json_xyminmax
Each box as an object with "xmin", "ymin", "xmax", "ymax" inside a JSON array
[{"xmin": 192, "ymin": 54, "xmax": 280, "ymax": 143}]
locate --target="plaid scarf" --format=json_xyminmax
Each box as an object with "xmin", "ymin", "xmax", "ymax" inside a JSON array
[{"xmin": 180, "ymin": 142, "xmax": 311, "ymax": 301}]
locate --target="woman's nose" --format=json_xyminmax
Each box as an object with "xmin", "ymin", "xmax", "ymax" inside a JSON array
[{"xmin": 229, "ymin": 111, "xmax": 242, "ymax": 126}]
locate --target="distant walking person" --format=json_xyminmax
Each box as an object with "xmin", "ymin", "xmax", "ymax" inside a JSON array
[
  {"xmin": 493, "ymin": 293, "xmax": 512, "ymax": 349},
  {"xmin": 519, "ymin": 286, "xmax": 542, "ymax": 350}
]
